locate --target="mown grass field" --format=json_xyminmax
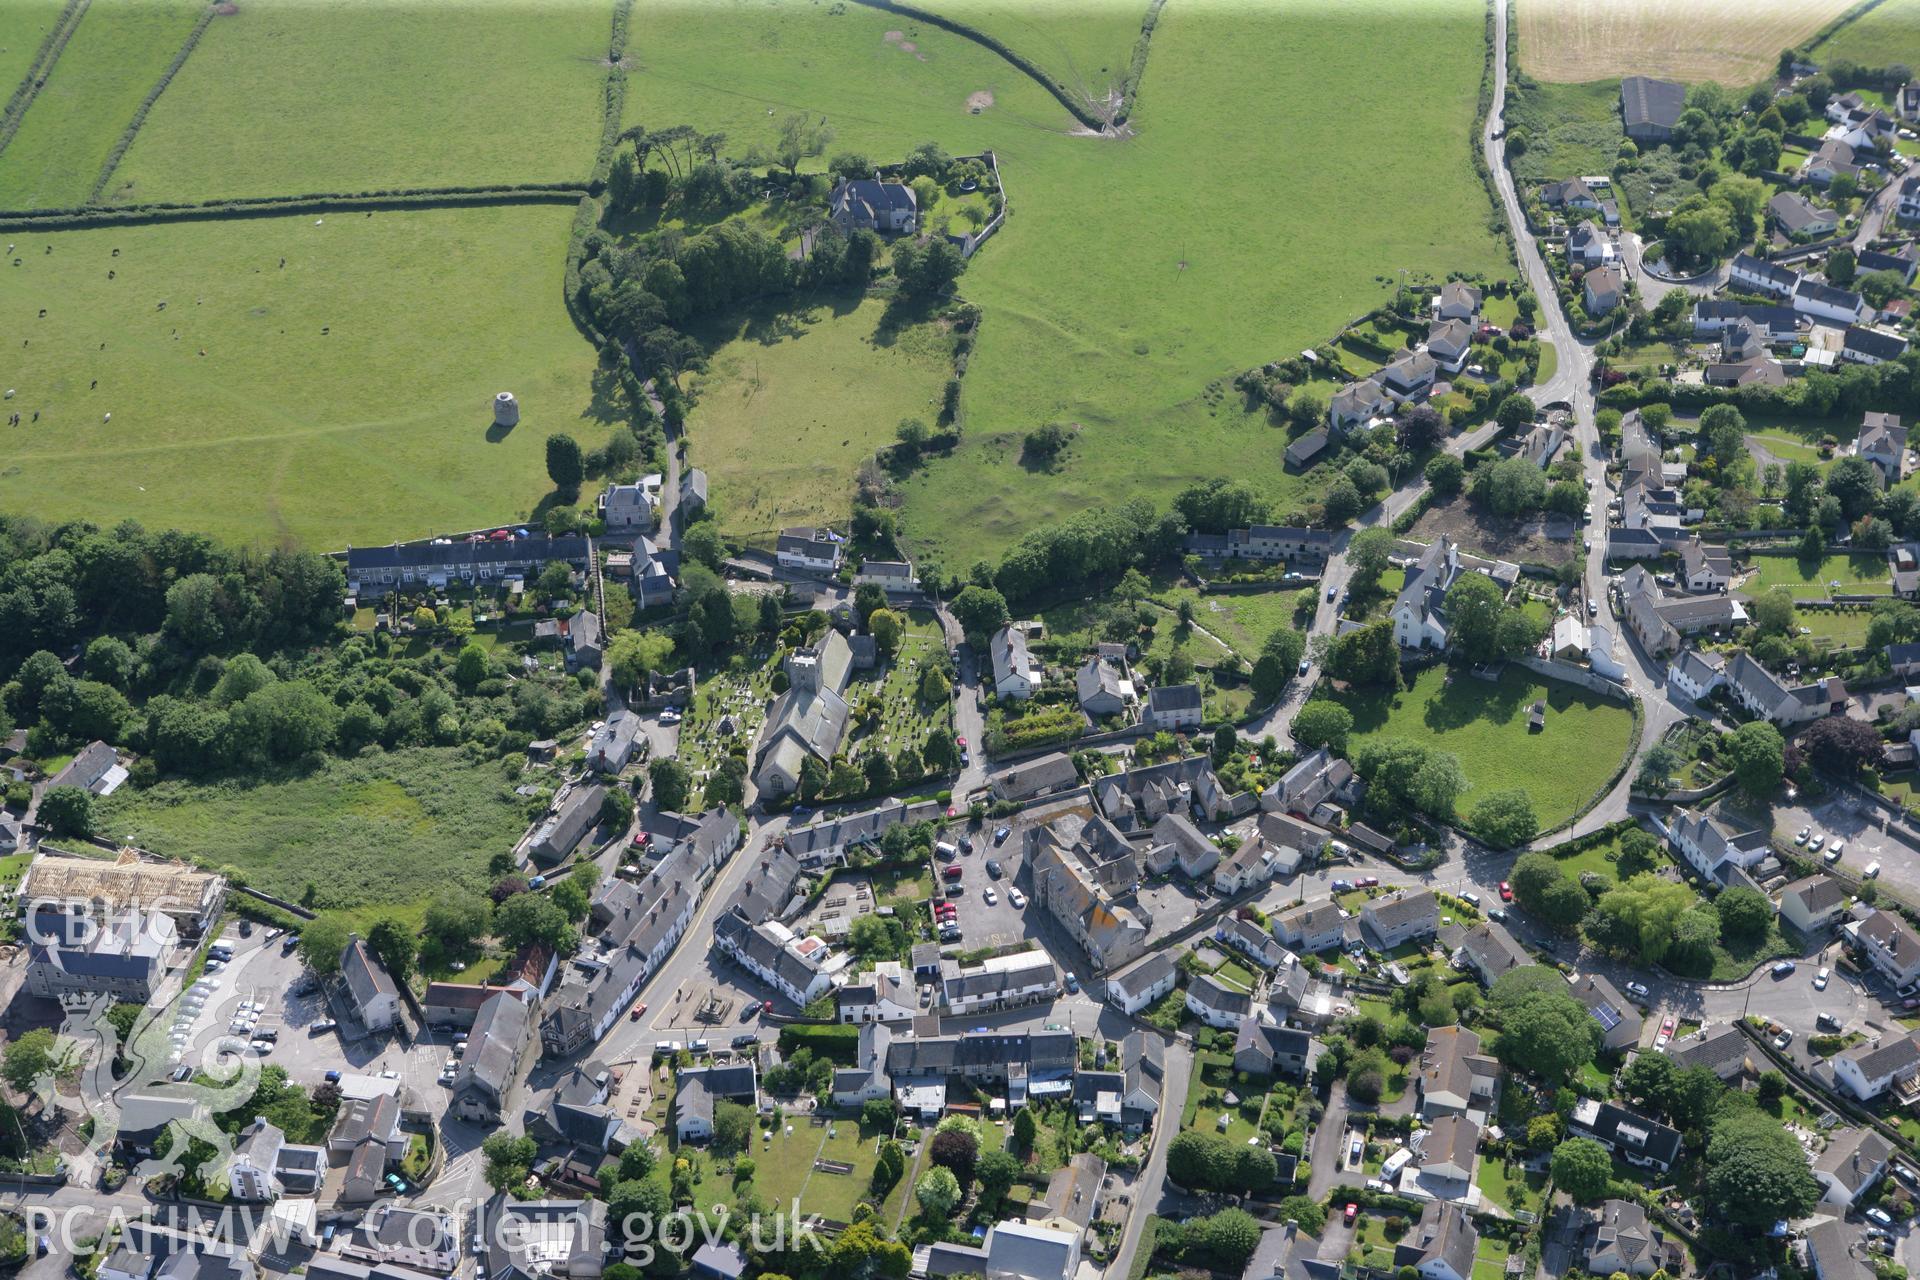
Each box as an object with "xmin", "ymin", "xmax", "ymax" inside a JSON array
[
  {"xmin": 0, "ymin": 0, "xmax": 206, "ymax": 210},
  {"xmin": 0, "ymin": 204, "xmax": 607, "ymax": 546},
  {"xmin": 94, "ymin": 747, "xmax": 529, "ymax": 912},
  {"xmin": 107, "ymin": 0, "xmax": 610, "ymax": 202},
  {"xmin": 1332, "ymin": 664, "xmax": 1636, "ymax": 829},
  {"xmin": 683, "ymin": 292, "xmax": 956, "ymax": 545},
  {"xmin": 621, "ymin": 0, "xmax": 1508, "ymax": 569},
  {"xmin": 1516, "ymin": 0, "xmax": 1852, "ymax": 84},
  {"xmin": 1744, "ymin": 552, "xmax": 1892, "ymax": 599},
  {"xmin": 917, "ymin": 0, "xmax": 1148, "ymax": 113},
  {"xmin": 1813, "ymin": 0, "xmax": 1920, "ymax": 77}
]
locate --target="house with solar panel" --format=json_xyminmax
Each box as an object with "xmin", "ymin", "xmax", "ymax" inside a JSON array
[{"xmin": 1570, "ymin": 973, "xmax": 1643, "ymax": 1052}]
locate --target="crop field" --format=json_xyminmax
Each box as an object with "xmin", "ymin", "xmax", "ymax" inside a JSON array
[
  {"xmin": 622, "ymin": 0, "xmax": 1508, "ymax": 569},
  {"xmin": 1332, "ymin": 664, "xmax": 1636, "ymax": 829},
  {"xmin": 683, "ymin": 293, "xmax": 956, "ymax": 546},
  {"xmin": 1743, "ymin": 552, "xmax": 1893, "ymax": 599},
  {"xmin": 94, "ymin": 747, "xmax": 528, "ymax": 912},
  {"xmin": 1812, "ymin": 0, "xmax": 1920, "ymax": 75},
  {"xmin": 0, "ymin": 203, "xmax": 607, "ymax": 546},
  {"xmin": 105, "ymin": 0, "xmax": 610, "ymax": 203},
  {"xmin": 1516, "ymin": 0, "xmax": 1853, "ymax": 84},
  {"xmin": 918, "ymin": 0, "xmax": 1148, "ymax": 114},
  {"xmin": 0, "ymin": 0, "xmax": 207, "ymax": 210}
]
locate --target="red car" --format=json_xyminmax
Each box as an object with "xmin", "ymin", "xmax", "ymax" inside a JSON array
[
  {"xmin": 1498, "ymin": 881, "xmax": 1513, "ymax": 902},
  {"xmin": 628, "ymin": 1001, "xmax": 648, "ymax": 1021},
  {"xmin": 1343, "ymin": 1203, "xmax": 1359, "ymax": 1226},
  {"xmin": 1355, "ymin": 876, "xmax": 1378, "ymax": 889}
]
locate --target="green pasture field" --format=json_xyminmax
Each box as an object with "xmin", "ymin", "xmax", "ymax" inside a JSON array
[
  {"xmin": 93, "ymin": 746, "xmax": 529, "ymax": 913},
  {"xmin": 0, "ymin": 1, "xmax": 60, "ymax": 115},
  {"xmin": 0, "ymin": 204, "xmax": 608, "ymax": 547},
  {"xmin": 1331, "ymin": 664, "xmax": 1636, "ymax": 829},
  {"xmin": 1153, "ymin": 584, "xmax": 1305, "ymax": 657},
  {"xmin": 620, "ymin": 0, "xmax": 1508, "ymax": 569},
  {"xmin": 1813, "ymin": 0, "xmax": 1920, "ymax": 75},
  {"xmin": 918, "ymin": 0, "xmax": 1148, "ymax": 113},
  {"xmin": 108, "ymin": 0, "xmax": 610, "ymax": 202},
  {"xmin": 0, "ymin": 0, "xmax": 206, "ymax": 210},
  {"xmin": 682, "ymin": 292, "xmax": 957, "ymax": 546},
  {"xmin": 1743, "ymin": 552, "xmax": 1892, "ymax": 599}
]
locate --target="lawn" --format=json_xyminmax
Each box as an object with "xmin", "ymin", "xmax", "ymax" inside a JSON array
[
  {"xmin": 1546, "ymin": 828, "xmax": 1670, "ymax": 888},
  {"xmin": 1331, "ymin": 664, "xmax": 1636, "ymax": 829},
  {"xmin": 916, "ymin": 0, "xmax": 1149, "ymax": 115},
  {"xmin": 742, "ymin": 1117, "xmax": 885, "ymax": 1223},
  {"xmin": 681, "ymin": 293, "xmax": 957, "ymax": 547},
  {"xmin": 1477, "ymin": 1155, "xmax": 1547, "ymax": 1217},
  {"xmin": 1471, "ymin": 1236, "xmax": 1512, "ymax": 1280},
  {"xmin": 1519, "ymin": 0, "xmax": 1854, "ymax": 83},
  {"xmin": 0, "ymin": 204, "xmax": 611, "ymax": 548},
  {"xmin": 0, "ymin": 0, "xmax": 207, "ymax": 209},
  {"xmin": 92, "ymin": 746, "xmax": 530, "ymax": 913},
  {"xmin": 1794, "ymin": 606, "xmax": 1873, "ymax": 648},
  {"xmin": 1747, "ymin": 431, "xmax": 1831, "ymax": 469},
  {"xmin": 1743, "ymin": 552, "xmax": 1892, "ymax": 600},
  {"xmin": 618, "ymin": 0, "xmax": 1509, "ymax": 571},
  {"xmin": 1154, "ymin": 584, "xmax": 1307, "ymax": 657},
  {"xmin": 107, "ymin": 0, "xmax": 611, "ymax": 202},
  {"xmin": 1813, "ymin": 0, "xmax": 1920, "ymax": 76}
]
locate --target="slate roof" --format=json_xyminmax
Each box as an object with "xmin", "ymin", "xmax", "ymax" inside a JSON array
[
  {"xmin": 1109, "ymin": 952, "xmax": 1177, "ymax": 1001},
  {"xmin": 1148, "ymin": 683, "xmax": 1203, "ymax": 714},
  {"xmin": 1621, "ymin": 76, "xmax": 1685, "ymax": 130},
  {"xmin": 1817, "ymin": 1126, "xmax": 1892, "ymax": 1197},
  {"xmin": 1394, "ymin": 1203, "xmax": 1478, "ymax": 1280},
  {"xmin": 341, "ymin": 936, "xmax": 396, "ymax": 1013}
]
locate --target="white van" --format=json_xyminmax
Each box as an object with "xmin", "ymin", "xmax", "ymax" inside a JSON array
[
  {"xmin": 935, "ymin": 842, "xmax": 959, "ymax": 861},
  {"xmin": 1866, "ymin": 861, "xmax": 1883, "ymax": 879}
]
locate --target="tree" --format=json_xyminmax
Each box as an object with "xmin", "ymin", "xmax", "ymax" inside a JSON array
[
  {"xmin": 1169, "ymin": 1130, "xmax": 1237, "ymax": 1191},
  {"xmin": 1704, "ymin": 1109, "xmax": 1820, "ymax": 1228},
  {"xmin": 1197, "ymin": 1209, "xmax": 1263, "ymax": 1270},
  {"xmin": 869, "ymin": 608, "xmax": 903, "ymax": 656},
  {"xmin": 1322, "ymin": 475, "xmax": 1364, "ymax": 526},
  {"xmin": 366, "ymin": 918, "xmax": 417, "ymax": 983},
  {"xmin": 1802, "ymin": 714, "xmax": 1884, "ymax": 776},
  {"xmin": 712, "ymin": 1100, "xmax": 753, "ymax": 1155},
  {"xmin": 36, "ymin": 786, "xmax": 93, "ymax": 838},
  {"xmin": 1276, "ymin": 1196, "xmax": 1327, "ymax": 1236},
  {"xmin": 1509, "ymin": 853, "xmax": 1591, "ymax": 930},
  {"xmin": 1861, "ymin": 268, "xmax": 1907, "ymax": 308},
  {"xmin": 1348, "ymin": 528, "xmax": 1395, "ymax": 590},
  {"xmin": 424, "ymin": 893, "xmax": 492, "ymax": 955},
  {"xmin": 649, "ymin": 757, "xmax": 693, "ymax": 812},
  {"xmin": 1472, "ymin": 455, "xmax": 1549, "ymax": 516},
  {"xmin": 483, "ymin": 1133, "xmax": 538, "ymax": 1191},
  {"xmin": 1492, "ymin": 969, "xmax": 1601, "ymax": 1083},
  {"xmin": 1470, "ymin": 789, "xmax": 1538, "ymax": 850},
  {"xmin": 950, "ymin": 585, "xmax": 1009, "ymax": 642},
  {"xmin": 1425, "ymin": 453, "xmax": 1464, "ymax": 495},
  {"xmin": 914, "ymin": 1165, "xmax": 961, "ymax": 1217},
  {"xmin": 84, "ymin": 636, "xmax": 136, "ymax": 689},
  {"xmin": 1322, "ymin": 620, "xmax": 1401, "ymax": 690},
  {"xmin": 1828, "ymin": 246, "xmax": 1857, "ymax": 286},
  {"xmin": 1012, "ymin": 1106, "xmax": 1037, "ymax": 1151},
  {"xmin": 1496, "ymin": 393, "xmax": 1537, "ymax": 433},
  {"xmin": 495, "ymin": 892, "xmax": 571, "ymax": 952},
  {"xmin": 1260, "ymin": 625, "xmax": 1306, "ymax": 675},
  {"xmin": 976, "ymin": 1147, "xmax": 1019, "ymax": 1206},
  {"xmin": 1, "ymin": 1029, "xmax": 59, "ymax": 1096},
  {"xmin": 1714, "ymin": 885, "xmax": 1771, "ymax": 944},
  {"xmin": 1591, "ymin": 873, "xmax": 1697, "ymax": 965},
  {"xmin": 1552, "ymin": 1137, "xmax": 1615, "ymax": 1203},
  {"xmin": 1398, "ymin": 404, "xmax": 1443, "ymax": 452},
  {"xmin": 1750, "ymin": 587, "xmax": 1796, "ymax": 636},
  {"xmin": 1352, "ymin": 737, "xmax": 1464, "ymax": 820},
  {"xmin": 1827, "ymin": 455, "xmax": 1883, "ymax": 521},
  {"xmin": 298, "ymin": 917, "xmax": 350, "ymax": 976},
  {"xmin": 1291, "ymin": 701, "xmax": 1354, "ymax": 752},
  {"xmin": 546, "ymin": 435, "xmax": 584, "ymax": 495},
  {"xmin": 1723, "ymin": 720, "xmax": 1785, "ymax": 799},
  {"xmin": 608, "ymin": 631, "xmax": 675, "ymax": 693},
  {"xmin": 928, "ymin": 1126, "xmax": 978, "ymax": 1187},
  {"xmin": 1445, "ymin": 573, "xmax": 1515, "ymax": 663}
]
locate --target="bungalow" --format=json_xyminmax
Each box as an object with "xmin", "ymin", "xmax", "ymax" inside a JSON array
[
  {"xmin": 1621, "ymin": 76, "xmax": 1685, "ymax": 144},
  {"xmin": 1661, "ymin": 1023, "xmax": 1752, "ymax": 1079},
  {"xmin": 992, "ymin": 751, "xmax": 1079, "ymax": 803},
  {"xmin": 1146, "ymin": 683, "xmax": 1203, "ymax": 731},
  {"xmin": 1583, "ymin": 266, "xmax": 1624, "ymax": 315},
  {"xmin": 1729, "ymin": 251, "xmax": 1800, "ymax": 298},
  {"xmin": 1426, "ymin": 319, "xmax": 1473, "ymax": 373},
  {"xmin": 1542, "ymin": 177, "xmax": 1602, "ymax": 211},
  {"xmin": 48, "ymin": 741, "xmax": 126, "ymax": 797},
  {"xmin": 1395, "ymin": 1203, "xmax": 1478, "ymax": 1280},
  {"xmin": 1380, "ymin": 350, "xmax": 1439, "ymax": 404},
  {"xmin": 1285, "ymin": 427, "xmax": 1333, "ymax": 470},
  {"xmin": 1815, "ymin": 1127, "xmax": 1892, "ymax": 1207},
  {"xmin": 1076, "ymin": 657, "xmax": 1131, "ymax": 718},
  {"xmin": 1833, "ymin": 1030, "xmax": 1920, "ymax": 1100},
  {"xmin": 1185, "ymin": 972, "xmax": 1253, "ymax": 1028},
  {"xmin": 1437, "ymin": 281, "xmax": 1483, "ymax": 320},
  {"xmin": 1803, "ymin": 138, "xmax": 1861, "ymax": 187},
  {"xmin": 1569, "ymin": 1097, "xmax": 1682, "ymax": 1172},
  {"xmin": 1691, "ymin": 299, "xmax": 1800, "ymax": 341},
  {"xmin": 1567, "ymin": 221, "xmax": 1615, "ymax": 267},
  {"xmin": 1571, "ymin": 973, "xmax": 1643, "ymax": 1053},
  {"xmin": 1107, "ymin": 953, "xmax": 1179, "ymax": 1016},
  {"xmin": 1664, "ymin": 806, "xmax": 1772, "ymax": 882},
  {"xmin": 1360, "ymin": 889, "xmax": 1439, "ymax": 950},
  {"xmin": 1272, "ymin": 899, "xmax": 1348, "ymax": 955},
  {"xmin": 1794, "ymin": 276, "xmax": 1869, "ymax": 326},
  {"xmin": 1583, "ymin": 1200, "xmax": 1682, "ymax": 1278},
  {"xmin": 1779, "ymin": 875, "xmax": 1849, "ymax": 934},
  {"xmin": 774, "ymin": 526, "xmax": 843, "ymax": 576},
  {"xmin": 1705, "ymin": 355, "xmax": 1788, "ymax": 388},
  {"xmin": 1451, "ymin": 920, "xmax": 1529, "ymax": 987},
  {"xmin": 1845, "ymin": 326, "xmax": 1911, "ymax": 368},
  {"xmin": 1234, "ymin": 1017, "xmax": 1320, "ymax": 1080},
  {"xmin": 990, "ymin": 626, "xmax": 1041, "ymax": 700},
  {"xmin": 1414, "ymin": 1025, "xmax": 1501, "ymax": 1120},
  {"xmin": 1725, "ymin": 651, "xmax": 1845, "ymax": 725},
  {"xmin": 1667, "ymin": 648, "xmax": 1725, "ymax": 701},
  {"xmin": 828, "ymin": 179, "xmax": 916, "ymax": 233},
  {"xmin": 1770, "ymin": 191, "xmax": 1840, "ymax": 238},
  {"xmin": 1330, "ymin": 378, "xmax": 1389, "ymax": 430},
  {"xmin": 1677, "ymin": 536, "xmax": 1731, "ymax": 593},
  {"xmin": 1850, "ymin": 909, "xmax": 1920, "ymax": 990}
]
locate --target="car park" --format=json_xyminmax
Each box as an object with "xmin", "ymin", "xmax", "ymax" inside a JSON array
[{"xmin": 993, "ymin": 827, "xmax": 1010, "ymax": 845}]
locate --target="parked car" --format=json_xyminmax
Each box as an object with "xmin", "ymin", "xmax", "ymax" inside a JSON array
[
  {"xmin": 1655, "ymin": 1016, "xmax": 1676, "ymax": 1048},
  {"xmin": 1771, "ymin": 961, "xmax": 1796, "ymax": 978},
  {"xmin": 983, "ymin": 887, "xmax": 998, "ymax": 905},
  {"xmin": 1064, "ymin": 972, "xmax": 1080, "ymax": 994},
  {"xmin": 1796, "ymin": 827, "xmax": 1812, "ymax": 845},
  {"xmin": 1355, "ymin": 876, "xmax": 1378, "ymax": 888},
  {"xmin": 1868, "ymin": 1208, "xmax": 1896, "ymax": 1228},
  {"xmin": 1866, "ymin": 861, "xmax": 1883, "ymax": 878},
  {"xmin": 310, "ymin": 1019, "xmax": 337, "ymax": 1034},
  {"xmin": 1818, "ymin": 1013, "xmax": 1844, "ymax": 1032},
  {"xmin": 1298, "ymin": 658, "xmax": 1311, "ymax": 676},
  {"xmin": 993, "ymin": 826, "xmax": 1011, "ymax": 844},
  {"xmin": 731, "ymin": 1034, "xmax": 758, "ymax": 1049},
  {"xmin": 630, "ymin": 1001, "xmax": 648, "ymax": 1021},
  {"xmin": 985, "ymin": 859, "xmax": 1004, "ymax": 878},
  {"xmin": 1815, "ymin": 967, "xmax": 1831, "ymax": 990},
  {"xmin": 1825, "ymin": 845, "xmax": 1844, "ymax": 864},
  {"xmin": 1810, "ymin": 833, "xmax": 1826, "ymax": 851},
  {"xmin": 1009, "ymin": 888, "xmax": 1026, "ymax": 908},
  {"xmin": 1460, "ymin": 891, "xmax": 1481, "ymax": 907},
  {"xmin": 1774, "ymin": 1029, "xmax": 1793, "ymax": 1049},
  {"xmin": 1498, "ymin": 881, "xmax": 1512, "ymax": 902},
  {"xmin": 1625, "ymin": 981, "xmax": 1649, "ymax": 998},
  {"xmin": 1330, "ymin": 879, "xmax": 1353, "ymax": 893}
]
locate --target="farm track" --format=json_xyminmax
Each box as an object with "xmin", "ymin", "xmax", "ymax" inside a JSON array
[{"xmin": 0, "ymin": 0, "xmax": 91, "ymax": 162}]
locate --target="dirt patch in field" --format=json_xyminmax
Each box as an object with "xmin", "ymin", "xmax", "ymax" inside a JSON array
[
  {"xmin": 883, "ymin": 29, "xmax": 926, "ymax": 60},
  {"xmin": 966, "ymin": 89, "xmax": 994, "ymax": 113},
  {"xmin": 1408, "ymin": 494, "xmax": 1576, "ymax": 568}
]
